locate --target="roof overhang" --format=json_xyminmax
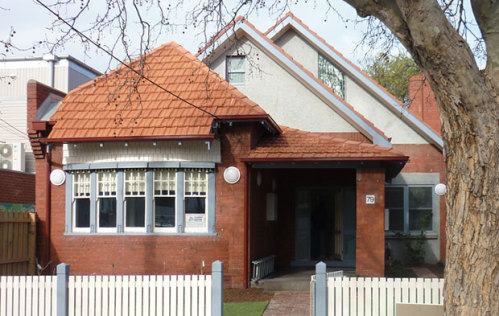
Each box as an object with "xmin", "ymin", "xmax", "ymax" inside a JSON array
[
  {"xmin": 42, "ymin": 134, "xmax": 217, "ymax": 144},
  {"xmin": 266, "ymin": 14, "xmax": 444, "ymax": 149}
]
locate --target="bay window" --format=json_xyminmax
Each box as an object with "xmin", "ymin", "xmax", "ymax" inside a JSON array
[{"xmin": 65, "ymin": 165, "xmax": 215, "ymax": 235}]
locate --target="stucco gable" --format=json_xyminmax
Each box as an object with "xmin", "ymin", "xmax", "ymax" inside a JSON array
[{"xmin": 266, "ymin": 13, "xmax": 443, "ymax": 149}]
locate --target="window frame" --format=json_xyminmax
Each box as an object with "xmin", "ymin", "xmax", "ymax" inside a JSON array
[
  {"xmin": 65, "ymin": 164, "xmax": 215, "ymax": 235},
  {"xmin": 226, "ymin": 55, "xmax": 245, "ymax": 85},
  {"xmin": 71, "ymin": 171, "xmax": 91, "ymax": 233},
  {"xmin": 124, "ymin": 169, "xmax": 147, "ymax": 233},
  {"xmin": 153, "ymin": 169, "xmax": 177, "ymax": 233},
  {"xmin": 385, "ymin": 184, "xmax": 435, "ymax": 234},
  {"xmin": 96, "ymin": 170, "xmax": 118, "ymax": 233},
  {"xmin": 318, "ymin": 53, "xmax": 345, "ymax": 99},
  {"xmin": 184, "ymin": 169, "xmax": 209, "ymax": 233}
]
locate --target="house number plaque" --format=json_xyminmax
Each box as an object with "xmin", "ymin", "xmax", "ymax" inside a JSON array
[{"xmin": 365, "ymin": 194, "xmax": 375, "ymax": 204}]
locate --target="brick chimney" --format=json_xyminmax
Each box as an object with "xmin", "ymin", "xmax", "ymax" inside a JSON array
[{"xmin": 407, "ymin": 75, "xmax": 442, "ymax": 136}]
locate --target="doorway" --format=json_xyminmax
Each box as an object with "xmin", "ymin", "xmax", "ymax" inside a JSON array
[{"xmin": 294, "ymin": 187, "xmax": 356, "ymax": 267}]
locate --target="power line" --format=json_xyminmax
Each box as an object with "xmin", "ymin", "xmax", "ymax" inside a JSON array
[
  {"xmin": 35, "ymin": 0, "xmax": 220, "ymax": 120},
  {"xmin": 0, "ymin": 117, "xmax": 29, "ymax": 140}
]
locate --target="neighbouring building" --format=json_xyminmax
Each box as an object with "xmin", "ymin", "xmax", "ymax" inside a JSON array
[
  {"xmin": 29, "ymin": 13, "xmax": 445, "ymax": 288},
  {"xmin": 0, "ymin": 55, "xmax": 100, "ymax": 173}
]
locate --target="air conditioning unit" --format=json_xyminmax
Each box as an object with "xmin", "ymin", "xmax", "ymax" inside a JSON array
[{"xmin": 0, "ymin": 143, "xmax": 25, "ymax": 172}]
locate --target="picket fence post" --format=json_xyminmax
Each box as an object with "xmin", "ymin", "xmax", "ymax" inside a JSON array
[
  {"xmin": 315, "ymin": 261, "xmax": 327, "ymax": 316},
  {"xmin": 211, "ymin": 260, "xmax": 224, "ymax": 316},
  {"xmin": 56, "ymin": 263, "xmax": 70, "ymax": 316}
]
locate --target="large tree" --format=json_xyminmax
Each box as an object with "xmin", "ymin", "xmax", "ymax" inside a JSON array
[
  {"xmin": 4, "ymin": 0, "xmax": 497, "ymax": 314},
  {"xmin": 342, "ymin": 1, "xmax": 498, "ymax": 314}
]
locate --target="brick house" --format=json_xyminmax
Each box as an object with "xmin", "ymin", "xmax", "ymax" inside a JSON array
[{"xmin": 29, "ymin": 14, "xmax": 444, "ymax": 288}]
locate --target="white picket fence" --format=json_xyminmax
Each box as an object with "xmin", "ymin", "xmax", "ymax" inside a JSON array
[
  {"xmin": 326, "ymin": 277, "xmax": 444, "ymax": 316},
  {"xmin": 0, "ymin": 274, "xmax": 212, "ymax": 316}
]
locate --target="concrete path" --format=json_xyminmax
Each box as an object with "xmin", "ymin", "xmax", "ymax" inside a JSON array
[{"xmin": 263, "ymin": 292, "xmax": 310, "ymax": 316}]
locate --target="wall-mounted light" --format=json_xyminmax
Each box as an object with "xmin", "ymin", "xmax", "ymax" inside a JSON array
[
  {"xmin": 73, "ymin": 143, "xmax": 77, "ymax": 148},
  {"xmin": 124, "ymin": 142, "xmax": 128, "ymax": 147},
  {"xmin": 152, "ymin": 141, "xmax": 157, "ymax": 146},
  {"xmin": 272, "ymin": 178, "xmax": 277, "ymax": 191},
  {"xmin": 99, "ymin": 143, "xmax": 104, "ymax": 148},
  {"xmin": 178, "ymin": 141, "xmax": 182, "ymax": 146},
  {"xmin": 224, "ymin": 166, "xmax": 241, "ymax": 184},
  {"xmin": 50, "ymin": 169, "xmax": 66, "ymax": 186},
  {"xmin": 435, "ymin": 183, "xmax": 447, "ymax": 196}
]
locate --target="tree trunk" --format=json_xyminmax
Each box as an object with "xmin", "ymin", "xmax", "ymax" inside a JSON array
[{"xmin": 344, "ymin": 0, "xmax": 499, "ymax": 314}]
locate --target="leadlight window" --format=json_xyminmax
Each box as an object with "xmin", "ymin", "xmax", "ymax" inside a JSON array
[
  {"xmin": 154, "ymin": 169, "xmax": 176, "ymax": 231},
  {"xmin": 385, "ymin": 185, "xmax": 433, "ymax": 232},
  {"xmin": 124, "ymin": 169, "xmax": 146, "ymax": 231},
  {"xmin": 97, "ymin": 171, "xmax": 117, "ymax": 232},
  {"xmin": 72, "ymin": 171, "xmax": 91, "ymax": 232},
  {"xmin": 226, "ymin": 56, "xmax": 245, "ymax": 85},
  {"xmin": 184, "ymin": 169, "xmax": 208, "ymax": 232},
  {"xmin": 318, "ymin": 53, "xmax": 345, "ymax": 99}
]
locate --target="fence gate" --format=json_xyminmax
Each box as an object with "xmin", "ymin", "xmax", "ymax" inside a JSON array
[{"xmin": 0, "ymin": 210, "xmax": 36, "ymax": 275}]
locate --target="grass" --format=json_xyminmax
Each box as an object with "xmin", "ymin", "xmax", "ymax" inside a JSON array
[{"xmin": 223, "ymin": 301, "xmax": 269, "ymax": 316}]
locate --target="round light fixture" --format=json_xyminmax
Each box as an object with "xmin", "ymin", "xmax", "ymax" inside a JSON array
[
  {"xmin": 50, "ymin": 169, "xmax": 66, "ymax": 186},
  {"xmin": 435, "ymin": 183, "xmax": 447, "ymax": 196},
  {"xmin": 224, "ymin": 166, "xmax": 241, "ymax": 184}
]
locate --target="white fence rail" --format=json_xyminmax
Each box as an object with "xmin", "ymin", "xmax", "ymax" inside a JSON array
[
  {"xmin": 0, "ymin": 275, "xmax": 57, "ymax": 316},
  {"xmin": 312, "ymin": 262, "xmax": 444, "ymax": 316},
  {"xmin": 68, "ymin": 275, "xmax": 212, "ymax": 316},
  {"xmin": 326, "ymin": 277, "xmax": 444, "ymax": 316},
  {"xmin": 0, "ymin": 261, "xmax": 223, "ymax": 316}
]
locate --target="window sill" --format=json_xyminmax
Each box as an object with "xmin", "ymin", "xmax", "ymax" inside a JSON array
[
  {"xmin": 64, "ymin": 232, "xmax": 218, "ymax": 237},
  {"xmin": 385, "ymin": 232, "xmax": 439, "ymax": 239}
]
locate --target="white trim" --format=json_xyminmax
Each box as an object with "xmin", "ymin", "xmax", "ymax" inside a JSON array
[{"xmin": 268, "ymin": 17, "xmax": 444, "ymax": 149}]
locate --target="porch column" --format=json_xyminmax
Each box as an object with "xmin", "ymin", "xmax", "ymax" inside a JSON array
[{"xmin": 356, "ymin": 168, "xmax": 385, "ymax": 276}]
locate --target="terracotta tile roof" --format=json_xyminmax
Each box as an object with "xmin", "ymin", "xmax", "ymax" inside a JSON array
[
  {"xmin": 198, "ymin": 16, "xmax": 389, "ymax": 142},
  {"xmin": 48, "ymin": 42, "xmax": 273, "ymax": 141},
  {"xmin": 245, "ymin": 126, "xmax": 407, "ymax": 161}
]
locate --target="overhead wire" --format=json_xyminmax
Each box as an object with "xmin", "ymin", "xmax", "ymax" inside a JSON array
[
  {"xmin": 0, "ymin": 117, "xmax": 29, "ymax": 140},
  {"xmin": 35, "ymin": 0, "xmax": 220, "ymax": 120}
]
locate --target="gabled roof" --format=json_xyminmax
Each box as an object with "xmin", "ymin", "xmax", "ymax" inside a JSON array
[
  {"xmin": 198, "ymin": 17, "xmax": 392, "ymax": 147},
  {"xmin": 48, "ymin": 42, "xmax": 278, "ymax": 142},
  {"xmin": 265, "ymin": 12, "xmax": 443, "ymax": 149},
  {"xmin": 244, "ymin": 126, "xmax": 408, "ymax": 161}
]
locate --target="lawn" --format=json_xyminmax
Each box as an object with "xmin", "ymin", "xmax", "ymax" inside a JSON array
[{"xmin": 223, "ymin": 301, "xmax": 269, "ymax": 316}]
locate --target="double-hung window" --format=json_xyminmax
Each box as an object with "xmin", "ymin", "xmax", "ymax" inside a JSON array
[
  {"xmin": 226, "ymin": 56, "xmax": 245, "ymax": 85},
  {"xmin": 184, "ymin": 169, "xmax": 208, "ymax": 232},
  {"xmin": 385, "ymin": 185, "xmax": 433, "ymax": 233},
  {"xmin": 97, "ymin": 171, "xmax": 117, "ymax": 232},
  {"xmin": 154, "ymin": 169, "xmax": 176, "ymax": 232},
  {"xmin": 72, "ymin": 171, "xmax": 91, "ymax": 232},
  {"xmin": 124, "ymin": 169, "xmax": 146, "ymax": 232}
]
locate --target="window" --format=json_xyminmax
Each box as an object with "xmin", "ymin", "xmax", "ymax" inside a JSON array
[
  {"xmin": 124, "ymin": 169, "xmax": 146, "ymax": 232},
  {"xmin": 385, "ymin": 185, "xmax": 433, "ymax": 232},
  {"xmin": 66, "ymin": 166, "xmax": 214, "ymax": 234},
  {"xmin": 226, "ymin": 56, "xmax": 245, "ymax": 85},
  {"xmin": 97, "ymin": 171, "xmax": 117, "ymax": 232},
  {"xmin": 318, "ymin": 53, "xmax": 345, "ymax": 99},
  {"xmin": 184, "ymin": 169, "xmax": 208, "ymax": 232},
  {"xmin": 154, "ymin": 169, "xmax": 176, "ymax": 232},
  {"xmin": 72, "ymin": 171, "xmax": 91, "ymax": 232}
]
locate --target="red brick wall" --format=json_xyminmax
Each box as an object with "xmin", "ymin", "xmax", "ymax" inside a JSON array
[
  {"xmin": 408, "ymin": 75, "xmax": 441, "ymax": 136},
  {"xmin": 394, "ymin": 144, "xmax": 447, "ymax": 262},
  {"xmin": 27, "ymin": 80, "xmax": 66, "ymax": 130},
  {"xmin": 356, "ymin": 168, "xmax": 385, "ymax": 276},
  {"xmin": 39, "ymin": 123, "xmax": 259, "ymax": 288},
  {"xmin": 0, "ymin": 169, "xmax": 35, "ymax": 204}
]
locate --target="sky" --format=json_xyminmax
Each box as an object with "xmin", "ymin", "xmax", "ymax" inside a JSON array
[
  {"xmin": 0, "ymin": 0, "xmax": 483, "ymax": 73},
  {"xmin": 0, "ymin": 0, "xmax": 380, "ymax": 73}
]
